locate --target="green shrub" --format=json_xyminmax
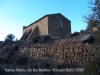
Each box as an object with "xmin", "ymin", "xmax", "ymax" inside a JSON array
[
  {"xmin": 83, "ymin": 31, "xmax": 100, "ymax": 75},
  {"xmin": 71, "ymin": 32, "xmax": 80, "ymax": 37}
]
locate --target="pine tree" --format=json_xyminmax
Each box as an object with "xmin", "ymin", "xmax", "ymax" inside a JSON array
[{"xmin": 83, "ymin": 0, "xmax": 100, "ymax": 31}]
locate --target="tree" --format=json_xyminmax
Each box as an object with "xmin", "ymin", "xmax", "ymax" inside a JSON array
[
  {"xmin": 83, "ymin": 0, "xmax": 100, "ymax": 31},
  {"xmin": 15, "ymin": 38, "xmax": 18, "ymax": 41},
  {"xmin": 4, "ymin": 34, "xmax": 15, "ymax": 42},
  {"xmin": 83, "ymin": 1, "xmax": 100, "ymax": 74}
]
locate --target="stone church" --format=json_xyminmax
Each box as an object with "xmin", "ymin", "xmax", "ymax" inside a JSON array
[{"xmin": 21, "ymin": 13, "xmax": 71, "ymax": 40}]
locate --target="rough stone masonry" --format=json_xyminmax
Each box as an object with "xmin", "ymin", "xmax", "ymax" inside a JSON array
[
  {"xmin": 21, "ymin": 13, "xmax": 71, "ymax": 40},
  {"xmin": 19, "ymin": 13, "xmax": 96, "ymax": 66},
  {"xmin": 19, "ymin": 41, "xmax": 95, "ymax": 65}
]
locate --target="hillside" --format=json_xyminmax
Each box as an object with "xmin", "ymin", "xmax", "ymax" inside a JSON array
[{"xmin": 0, "ymin": 31, "xmax": 100, "ymax": 75}]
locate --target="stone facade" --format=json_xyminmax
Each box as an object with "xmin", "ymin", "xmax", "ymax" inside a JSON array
[
  {"xmin": 21, "ymin": 13, "xmax": 71, "ymax": 40},
  {"xmin": 48, "ymin": 14, "xmax": 71, "ymax": 38}
]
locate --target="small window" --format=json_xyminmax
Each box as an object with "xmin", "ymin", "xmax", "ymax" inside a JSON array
[
  {"xmin": 58, "ymin": 21, "xmax": 63, "ymax": 28},
  {"xmin": 60, "ymin": 21, "xmax": 63, "ymax": 27}
]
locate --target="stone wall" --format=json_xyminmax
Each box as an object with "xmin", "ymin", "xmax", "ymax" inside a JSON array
[
  {"xmin": 48, "ymin": 14, "xmax": 71, "ymax": 38},
  {"xmin": 18, "ymin": 42, "xmax": 95, "ymax": 65},
  {"xmin": 23, "ymin": 16, "xmax": 48, "ymax": 36},
  {"xmin": 21, "ymin": 13, "xmax": 71, "ymax": 40}
]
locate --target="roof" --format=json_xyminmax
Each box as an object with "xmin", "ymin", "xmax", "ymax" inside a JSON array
[{"xmin": 24, "ymin": 13, "xmax": 70, "ymax": 29}]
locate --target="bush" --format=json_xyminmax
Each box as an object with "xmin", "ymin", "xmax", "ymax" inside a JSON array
[
  {"xmin": 80, "ymin": 30, "xmax": 85, "ymax": 33},
  {"xmin": 4, "ymin": 34, "xmax": 15, "ymax": 42},
  {"xmin": 83, "ymin": 31, "xmax": 100, "ymax": 75},
  {"xmin": 32, "ymin": 35, "xmax": 40, "ymax": 43},
  {"xmin": 32, "ymin": 35, "xmax": 52, "ymax": 43},
  {"xmin": 0, "ymin": 42, "xmax": 8, "ymax": 48},
  {"xmin": 71, "ymin": 32, "xmax": 80, "ymax": 37},
  {"xmin": 0, "ymin": 41, "xmax": 3, "ymax": 48},
  {"xmin": 39, "ymin": 35, "xmax": 51, "ymax": 43},
  {"xmin": 84, "ymin": 58, "xmax": 100, "ymax": 75},
  {"xmin": 16, "ymin": 57, "xmax": 28, "ymax": 65}
]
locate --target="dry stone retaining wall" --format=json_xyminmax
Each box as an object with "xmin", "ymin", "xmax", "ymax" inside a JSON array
[{"xmin": 19, "ymin": 42, "xmax": 95, "ymax": 65}]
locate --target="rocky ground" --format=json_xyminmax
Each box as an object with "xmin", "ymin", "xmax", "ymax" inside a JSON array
[{"xmin": 0, "ymin": 31, "xmax": 100, "ymax": 75}]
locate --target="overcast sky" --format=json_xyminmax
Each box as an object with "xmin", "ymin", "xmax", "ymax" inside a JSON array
[{"xmin": 0, "ymin": 0, "xmax": 91, "ymax": 41}]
